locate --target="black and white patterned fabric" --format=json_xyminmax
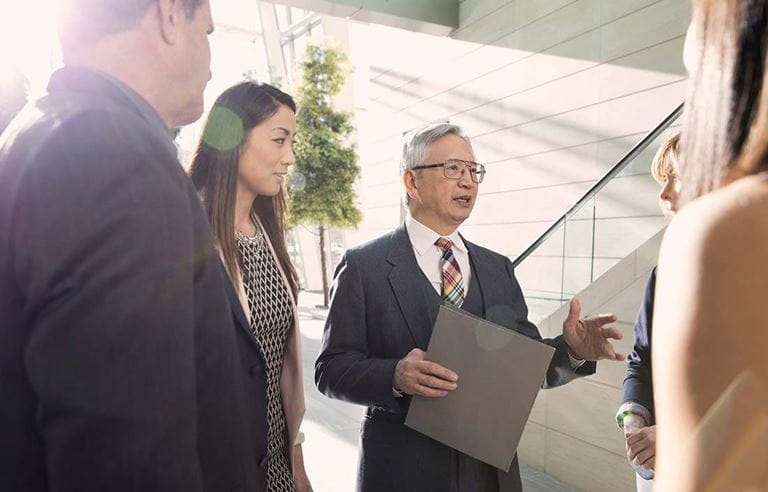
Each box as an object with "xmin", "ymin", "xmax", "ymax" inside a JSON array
[{"xmin": 237, "ymin": 224, "xmax": 296, "ymax": 492}]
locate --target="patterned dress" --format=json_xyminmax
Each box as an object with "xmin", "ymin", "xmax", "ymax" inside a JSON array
[{"xmin": 236, "ymin": 225, "xmax": 297, "ymax": 492}]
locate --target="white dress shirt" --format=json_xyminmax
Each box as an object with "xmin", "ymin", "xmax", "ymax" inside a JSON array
[
  {"xmin": 392, "ymin": 217, "xmax": 583, "ymax": 400},
  {"xmin": 405, "ymin": 215, "xmax": 471, "ymax": 296}
]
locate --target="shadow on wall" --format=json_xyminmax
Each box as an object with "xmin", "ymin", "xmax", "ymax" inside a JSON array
[
  {"xmin": 408, "ymin": 0, "xmax": 688, "ymax": 88},
  {"xmin": 368, "ymin": 70, "xmax": 679, "ymax": 174},
  {"xmin": 361, "ymin": 0, "xmax": 689, "ymax": 151},
  {"xmin": 363, "ymin": 70, "xmax": 679, "ymax": 225}
]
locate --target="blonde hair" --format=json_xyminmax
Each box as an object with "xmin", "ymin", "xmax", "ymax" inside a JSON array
[{"xmin": 651, "ymin": 133, "xmax": 681, "ymax": 184}]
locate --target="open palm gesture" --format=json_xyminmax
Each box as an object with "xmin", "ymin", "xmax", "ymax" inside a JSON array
[{"xmin": 562, "ymin": 298, "xmax": 625, "ymax": 361}]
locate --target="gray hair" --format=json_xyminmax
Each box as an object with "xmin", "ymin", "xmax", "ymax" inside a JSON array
[
  {"xmin": 400, "ymin": 123, "xmax": 474, "ymax": 206},
  {"xmin": 400, "ymin": 122, "xmax": 473, "ymax": 174}
]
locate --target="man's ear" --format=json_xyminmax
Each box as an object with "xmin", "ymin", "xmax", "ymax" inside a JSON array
[
  {"xmin": 156, "ymin": 0, "xmax": 185, "ymax": 45},
  {"xmin": 403, "ymin": 170, "xmax": 419, "ymax": 201}
]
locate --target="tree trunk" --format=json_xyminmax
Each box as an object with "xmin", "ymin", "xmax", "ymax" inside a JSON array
[{"xmin": 318, "ymin": 223, "xmax": 329, "ymax": 307}]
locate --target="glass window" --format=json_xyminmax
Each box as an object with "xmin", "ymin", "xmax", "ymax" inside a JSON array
[
  {"xmin": 294, "ymin": 33, "xmax": 308, "ymax": 62},
  {"xmin": 276, "ymin": 5, "xmax": 290, "ymax": 30},
  {"xmin": 328, "ymin": 229, "xmax": 346, "ymax": 270},
  {"xmin": 282, "ymin": 42, "xmax": 293, "ymax": 77},
  {"xmin": 286, "ymin": 230, "xmax": 307, "ymax": 290},
  {"xmin": 290, "ymin": 8, "xmax": 308, "ymax": 23},
  {"xmin": 310, "ymin": 21, "xmax": 324, "ymax": 41}
]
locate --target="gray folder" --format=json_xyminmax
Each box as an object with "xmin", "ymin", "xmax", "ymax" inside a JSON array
[{"xmin": 405, "ymin": 304, "xmax": 555, "ymax": 471}]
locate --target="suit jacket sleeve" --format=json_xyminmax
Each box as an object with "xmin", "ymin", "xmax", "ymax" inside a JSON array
[
  {"xmin": 314, "ymin": 251, "xmax": 402, "ymax": 412},
  {"xmin": 501, "ymin": 258, "xmax": 596, "ymax": 388},
  {"xmin": 12, "ymin": 111, "xmax": 206, "ymax": 491},
  {"xmin": 620, "ymin": 268, "xmax": 656, "ymax": 421}
]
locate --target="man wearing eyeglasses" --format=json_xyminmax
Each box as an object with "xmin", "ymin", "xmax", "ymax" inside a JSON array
[{"xmin": 315, "ymin": 123, "xmax": 624, "ymax": 492}]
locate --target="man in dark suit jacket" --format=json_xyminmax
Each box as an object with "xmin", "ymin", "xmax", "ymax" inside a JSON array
[
  {"xmin": 315, "ymin": 123, "xmax": 625, "ymax": 492},
  {"xmin": 0, "ymin": 1, "xmax": 268, "ymax": 490}
]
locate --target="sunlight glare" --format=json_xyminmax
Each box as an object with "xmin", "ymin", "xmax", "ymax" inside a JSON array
[{"xmin": 0, "ymin": 0, "xmax": 62, "ymax": 95}]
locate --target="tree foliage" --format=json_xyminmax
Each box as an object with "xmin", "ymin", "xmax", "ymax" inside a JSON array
[{"xmin": 288, "ymin": 44, "xmax": 362, "ymax": 229}]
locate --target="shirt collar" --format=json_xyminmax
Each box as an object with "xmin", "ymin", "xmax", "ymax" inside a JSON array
[
  {"xmin": 48, "ymin": 65, "xmax": 174, "ymax": 148},
  {"xmin": 93, "ymin": 68, "xmax": 171, "ymax": 138},
  {"xmin": 405, "ymin": 215, "xmax": 467, "ymax": 256}
]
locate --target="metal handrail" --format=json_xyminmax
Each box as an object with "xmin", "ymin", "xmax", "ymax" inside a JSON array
[{"xmin": 511, "ymin": 102, "xmax": 684, "ymax": 268}]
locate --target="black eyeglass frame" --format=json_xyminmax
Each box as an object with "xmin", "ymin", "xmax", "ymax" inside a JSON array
[{"xmin": 410, "ymin": 159, "xmax": 487, "ymax": 183}]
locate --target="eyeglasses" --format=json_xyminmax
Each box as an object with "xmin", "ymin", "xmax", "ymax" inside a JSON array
[{"xmin": 411, "ymin": 159, "xmax": 486, "ymax": 184}]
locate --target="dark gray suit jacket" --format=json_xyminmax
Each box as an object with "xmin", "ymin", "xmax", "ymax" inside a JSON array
[
  {"xmin": 315, "ymin": 224, "xmax": 595, "ymax": 492},
  {"xmin": 0, "ymin": 67, "xmax": 267, "ymax": 492}
]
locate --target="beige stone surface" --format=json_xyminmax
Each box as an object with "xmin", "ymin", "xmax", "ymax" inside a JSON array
[{"xmin": 545, "ymin": 430, "xmax": 636, "ymax": 492}]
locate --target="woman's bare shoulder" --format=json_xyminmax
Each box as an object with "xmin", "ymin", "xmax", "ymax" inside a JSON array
[{"xmin": 662, "ymin": 175, "xmax": 768, "ymax": 264}]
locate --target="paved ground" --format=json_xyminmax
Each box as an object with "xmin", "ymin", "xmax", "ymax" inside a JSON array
[{"xmin": 297, "ymin": 291, "xmax": 574, "ymax": 492}]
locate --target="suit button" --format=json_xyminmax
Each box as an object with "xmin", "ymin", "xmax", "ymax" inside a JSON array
[
  {"xmin": 258, "ymin": 456, "xmax": 268, "ymax": 469},
  {"xmin": 249, "ymin": 364, "xmax": 261, "ymax": 377}
]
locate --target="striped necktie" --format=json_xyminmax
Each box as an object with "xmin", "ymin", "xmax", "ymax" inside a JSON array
[{"xmin": 435, "ymin": 237, "xmax": 465, "ymax": 307}]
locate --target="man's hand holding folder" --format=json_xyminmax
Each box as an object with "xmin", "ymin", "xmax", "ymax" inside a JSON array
[
  {"xmin": 394, "ymin": 297, "xmax": 624, "ymax": 402},
  {"xmin": 394, "ymin": 348, "xmax": 459, "ymax": 397}
]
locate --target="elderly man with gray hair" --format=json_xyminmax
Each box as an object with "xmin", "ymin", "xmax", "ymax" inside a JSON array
[{"xmin": 315, "ymin": 122, "xmax": 624, "ymax": 492}]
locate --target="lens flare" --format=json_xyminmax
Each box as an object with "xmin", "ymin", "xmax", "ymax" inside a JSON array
[{"xmin": 0, "ymin": 0, "xmax": 62, "ymax": 94}]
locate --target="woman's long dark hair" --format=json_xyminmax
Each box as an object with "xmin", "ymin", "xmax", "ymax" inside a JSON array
[
  {"xmin": 681, "ymin": 0, "xmax": 768, "ymax": 204},
  {"xmin": 189, "ymin": 81, "xmax": 299, "ymax": 299}
]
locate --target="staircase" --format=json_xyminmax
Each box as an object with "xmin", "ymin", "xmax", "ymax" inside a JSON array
[
  {"xmin": 510, "ymin": 104, "xmax": 682, "ymax": 491},
  {"xmin": 513, "ymin": 103, "xmax": 682, "ymax": 325}
]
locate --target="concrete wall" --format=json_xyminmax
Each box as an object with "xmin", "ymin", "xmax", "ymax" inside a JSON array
[
  {"xmin": 345, "ymin": 0, "xmax": 689, "ymax": 264},
  {"xmin": 519, "ymin": 230, "xmax": 664, "ymax": 491}
]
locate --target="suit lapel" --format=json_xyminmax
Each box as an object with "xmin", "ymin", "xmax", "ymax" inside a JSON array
[
  {"xmin": 219, "ymin": 263, "xmax": 265, "ymax": 361},
  {"xmin": 386, "ymin": 225, "xmax": 435, "ymax": 349},
  {"xmin": 463, "ymin": 236, "xmax": 495, "ymax": 318}
]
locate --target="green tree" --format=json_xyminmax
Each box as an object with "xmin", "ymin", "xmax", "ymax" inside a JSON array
[{"xmin": 288, "ymin": 44, "xmax": 361, "ymax": 307}]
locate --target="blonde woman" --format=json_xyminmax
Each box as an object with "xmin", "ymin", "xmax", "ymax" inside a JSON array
[{"xmin": 616, "ymin": 133, "xmax": 680, "ymax": 492}]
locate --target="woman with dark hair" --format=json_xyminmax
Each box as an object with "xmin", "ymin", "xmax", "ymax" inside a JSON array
[
  {"xmin": 653, "ymin": 1, "xmax": 768, "ymax": 489},
  {"xmin": 190, "ymin": 81, "xmax": 312, "ymax": 492}
]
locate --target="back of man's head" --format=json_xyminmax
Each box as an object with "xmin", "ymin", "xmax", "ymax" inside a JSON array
[
  {"xmin": 54, "ymin": 0, "xmax": 213, "ymax": 128},
  {"xmin": 57, "ymin": 0, "xmax": 202, "ymax": 48}
]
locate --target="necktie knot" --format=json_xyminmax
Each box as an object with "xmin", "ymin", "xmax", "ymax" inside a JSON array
[
  {"xmin": 435, "ymin": 237, "xmax": 464, "ymax": 307},
  {"xmin": 435, "ymin": 237, "xmax": 453, "ymax": 252}
]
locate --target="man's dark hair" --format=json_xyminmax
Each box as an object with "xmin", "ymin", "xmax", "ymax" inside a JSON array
[
  {"xmin": 58, "ymin": 0, "xmax": 204, "ymax": 47},
  {"xmin": 180, "ymin": 0, "xmax": 204, "ymax": 17}
]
